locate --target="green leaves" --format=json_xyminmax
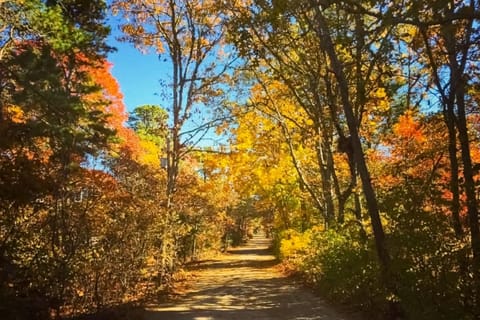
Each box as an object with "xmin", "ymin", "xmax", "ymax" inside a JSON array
[{"xmin": 128, "ymin": 104, "xmax": 169, "ymax": 148}]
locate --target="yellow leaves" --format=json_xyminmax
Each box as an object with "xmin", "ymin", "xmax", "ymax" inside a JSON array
[
  {"xmin": 4, "ymin": 105, "xmax": 26, "ymax": 123},
  {"xmin": 279, "ymin": 229, "xmax": 312, "ymax": 260},
  {"xmin": 76, "ymin": 289, "xmax": 85, "ymax": 297},
  {"xmin": 143, "ymin": 34, "xmax": 165, "ymax": 53},
  {"xmin": 361, "ymin": 87, "xmax": 391, "ymax": 139},
  {"xmin": 137, "ymin": 139, "xmax": 161, "ymax": 167},
  {"xmin": 114, "ymin": 0, "xmax": 222, "ymax": 55},
  {"xmin": 368, "ymin": 87, "xmax": 390, "ymax": 113},
  {"xmin": 396, "ymin": 24, "xmax": 419, "ymax": 44},
  {"xmin": 373, "ymin": 87, "xmax": 387, "ymax": 99},
  {"xmin": 121, "ymin": 24, "xmax": 145, "ymax": 37},
  {"xmin": 305, "ymin": 118, "xmax": 314, "ymax": 126}
]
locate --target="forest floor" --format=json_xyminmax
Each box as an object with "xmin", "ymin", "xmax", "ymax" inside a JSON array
[{"xmin": 142, "ymin": 234, "xmax": 363, "ymax": 320}]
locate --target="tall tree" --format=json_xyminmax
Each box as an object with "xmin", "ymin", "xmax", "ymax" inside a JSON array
[
  {"xmin": 128, "ymin": 104, "xmax": 168, "ymax": 149},
  {"xmin": 351, "ymin": 0, "xmax": 480, "ymax": 308},
  {"xmin": 306, "ymin": 2, "xmax": 396, "ymax": 304},
  {"xmin": 0, "ymin": 0, "xmax": 116, "ymax": 316},
  {"xmin": 414, "ymin": 0, "xmax": 480, "ymax": 310},
  {"xmin": 225, "ymin": 0, "xmax": 403, "ymax": 314},
  {"xmin": 0, "ymin": 0, "xmax": 113, "ymax": 202},
  {"xmin": 113, "ymin": 0, "xmax": 235, "ymax": 208}
]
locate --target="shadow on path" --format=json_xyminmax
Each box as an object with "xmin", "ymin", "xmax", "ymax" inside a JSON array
[{"xmin": 144, "ymin": 235, "xmax": 356, "ymax": 320}]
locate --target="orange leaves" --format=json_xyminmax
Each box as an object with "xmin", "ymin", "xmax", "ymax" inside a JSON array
[
  {"xmin": 376, "ymin": 111, "xmax": 450, "ymax": 212},
  {"xmin": 85, "ymin": 59, "xmax": 142, "ymax": 158},
  {"xmin": 86, "ymin": 60, "xmax": 127, "ymax": 124},
  {"xmin": 383, "ymin": 110, "xmax": 435, "ymax": 176},
  {"xmin": 393, "ymin": 110, "xmax": 426, "ymax": 143},
  {"xmin": 0, "ymin": 105, "xmax": 47, "ymax": 161}
]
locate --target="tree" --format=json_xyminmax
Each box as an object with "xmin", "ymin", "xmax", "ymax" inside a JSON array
[
  {"xmin": 224, "ymin": 0, "xmax": 405, "ymax": 314},
  {"xmin": 0, "ymin": 1, "xmax": 119, "ymax": 317},
  {"xmin": 0, "ymin": 0, "xmax": 113, "ymax": 202},
  {"xmin": 416, "ymin": 0, "xmax": 480, "ymax": 279},
  {"xmin": 128, "ymin": 104, "xmax": 169, "ymax": 160},
  {"xmin": 112, "ymin": 0, "xmax": 236, "ymax": 208},
  {"xmin": 305, "ymin": 5, "xmax": 398, "ymax": 311},
  {"xmin": 86, "ymin": 59, "xmax": 142, "ymax": 158},
  {"xmin": 357, "ymin": 0, "xmax": 480, "ymax": 310}
]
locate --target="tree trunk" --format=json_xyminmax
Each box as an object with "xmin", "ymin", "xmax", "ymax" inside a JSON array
[
  {"xmin": 420, "ymin": 21, "xmax": 464, "ymax": 238},
  {"xmin": 316, "ymin": 129, "xmax": 335, "ymax": 227},
  {"xmin": 310, "ymin": 5, "xmax": 400, "ymax": 314},
  {"xmin": 455, "ymin": 81, "xmax": 480, "ymax": 272},
  {"xmin": 441, "ymin": 8, "xmax": 480, "ymax": 289},
  {"xmin": 443, "ymin": 106, "xmax": 463, "ymax": 236}
]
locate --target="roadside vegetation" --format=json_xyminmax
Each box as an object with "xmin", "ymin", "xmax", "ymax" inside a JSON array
[{"xmin": 1, "ymin": 1, "xmax": 480, "ymax": 319}]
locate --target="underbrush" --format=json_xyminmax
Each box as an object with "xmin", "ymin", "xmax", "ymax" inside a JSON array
[{"xmin": 277, "ymin": 214, "xmax": 476, "ymax": 319}]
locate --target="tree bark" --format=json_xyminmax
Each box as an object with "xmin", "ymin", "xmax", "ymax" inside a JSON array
[
  {"xmin": 420, "ymin": 22, "xmax": 464, "ymax": 237},
  {"xmin": 455, "ymin": 80, "xmax": 480, "ymax": 272},
  {"xmin": 432, "ymin": 3, "xmax": 479, "ymax": 310},
  {"xmin": 316, "ymin": 125, "xmax": 335, "ymax": 227},
  {"xmin": 310, "ymin": 4, "xmax": 399, "ymax": 312},
  {"xmin": 443, "ymin": 106, "xmax": 463, "ymax": 237}
]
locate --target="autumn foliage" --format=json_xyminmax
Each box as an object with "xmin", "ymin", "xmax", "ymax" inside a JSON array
[{"xmin": 2, "ymin": 1, "xmax": 480, "ymax": 320}]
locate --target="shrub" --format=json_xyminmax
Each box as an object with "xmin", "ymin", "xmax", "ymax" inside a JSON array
[{"xmin": 300, "ymin": 227, "xmax": 386, "ymax": 316}]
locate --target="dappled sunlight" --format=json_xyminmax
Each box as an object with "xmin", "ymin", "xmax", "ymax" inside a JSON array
[
  {"xmin": 143, "ymin": 235, "xmax": 355, "ymax": 320},
  {"xmin": 4, "ymin": 1, "xmax": 478, "ymax": 319}
]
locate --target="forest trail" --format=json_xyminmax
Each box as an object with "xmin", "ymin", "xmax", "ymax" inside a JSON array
[{"xmin": 143, "ymin": 234, "xmax": 359, "ymax": 320}]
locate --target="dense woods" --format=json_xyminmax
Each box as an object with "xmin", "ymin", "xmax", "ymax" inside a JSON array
[{"xmin": 1, "ymin": 0, "xmax": 480, "ymax": 319}]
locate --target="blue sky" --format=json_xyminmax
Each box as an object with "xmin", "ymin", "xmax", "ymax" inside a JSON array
[
  {"xmin": 106, "ymin": 36, "xmax": 228, "ymax": 148},
  {"xmin": 105, "ymin": 17, "xmax": 235, "ymax": 148},
  {"xmin": 107, "ymin": 28, "xmax": 165, "ymax": 113}
]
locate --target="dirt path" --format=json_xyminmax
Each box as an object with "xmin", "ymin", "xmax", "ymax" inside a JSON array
[{"xmin": 144, "ymin": 234, "xmax": 358, "ymax": 320}]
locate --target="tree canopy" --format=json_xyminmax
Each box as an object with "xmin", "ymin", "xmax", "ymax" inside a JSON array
[{"xmin": 1, "ymin": 1, "xmax": 480, "ymax": 319}]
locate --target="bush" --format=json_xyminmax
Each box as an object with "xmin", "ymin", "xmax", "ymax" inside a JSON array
[
  {"xmin": 300, "ymin": 227, "xmax": 385, "ymax": 316},
  {"xmin": 277, "ymin": 211, "xmax": 477, "ymax": 319},
  {"xmin": 387, "ymin": 209, "xmax": 474, "ymax": 319}
]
